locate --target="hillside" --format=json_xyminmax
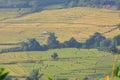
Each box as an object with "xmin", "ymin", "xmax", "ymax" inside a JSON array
[
  {"xmin": 0, "ymin": 4, "xmax": 120, "ymax": 80},
  {"xmin": 0, "ymin": 7, "xmax": 120, "ymax": 45},
  {"xmin": 0, "ymin": 48, "xmax": 119, "ymax": 80},
  {"xmin": 0, "ymin": 0, "xmax": 120, "ymax": 11}
]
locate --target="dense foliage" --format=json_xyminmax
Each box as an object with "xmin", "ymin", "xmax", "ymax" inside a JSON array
[
  {"xmin": 0, "ymin": 0, "xmax": 120, "ymax": 11},
  {"xmin": 85, "ymin": 32, "xmax": 106, "ymax": 48},
  {"xmin": 47, "ymin": 33, "xmax": 60, "ymax": 49},
  {"xmin": 0, "ymin": 32, "xmax": 120, "ymax": 54},
  {"xmin": 114, "ymin": 35, "xmax": 120, "ymax": 45}
]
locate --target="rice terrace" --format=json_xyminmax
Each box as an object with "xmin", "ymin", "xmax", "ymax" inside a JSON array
[{"xmin": 0, "ymin": 0, "xmax": 120, "ymax": 80}]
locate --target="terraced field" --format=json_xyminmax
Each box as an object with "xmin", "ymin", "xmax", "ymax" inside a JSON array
[
  {"xmin": 0, "ymin": 7, "xmax": 119, "ymax": 44},
  {"xmin": 0, "ymin": 48, "xmax": 120, "ymax": 80},
  {"xmin": 0, "ymin": 7, "xmax": 120, "ymax": 80},
  {"xmin": 0, "ymin": 8, "xmax": 31, "ymax": 21}
]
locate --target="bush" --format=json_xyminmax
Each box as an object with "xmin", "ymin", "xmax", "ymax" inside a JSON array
[{"xmin": 25, "ymin": 69, "xmax": 43, "ymax": 80}]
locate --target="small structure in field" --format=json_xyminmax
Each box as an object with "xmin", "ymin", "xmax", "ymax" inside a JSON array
[{"xmin": 42, "ymin": 31, "xmax": 48, "ymax": 35}]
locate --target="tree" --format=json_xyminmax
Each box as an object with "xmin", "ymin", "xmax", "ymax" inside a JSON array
[
  {"xmin": 27, "ymin": 38, "xmax": 42, "ymax": 51},
  {"xmin": 21, "ymin": 38, "xmax": 42, "ymax": 51},
  {"xmin": 100, "ymin": 39, "xmax": 112, "ymax": 47},
  {"xmin": 99, "ymin": 39, "xmax": 118, "ymax": 53},
  {"xmin": 47, "ymin": 33, "xmax": 60, "ymax": 49},
  {"xmin": 117, "ymin": 1, "xmax": 120, "ymax": 10},
  {"xmin": 51, "ymin": 53, "xmax": 58, "ymax": 60},
  {"xmin": 29, "ymin": 0, "xmax": 43, "ymax": 12},
  {"xmin": 83, "ymin": 76, "xmax": 89, "ymax": 80},
  {"xmin": 85, "ymin": 32, "xmax": 106, "ymax": 48},
  {"xmin": 20, "ymin": 42, "xmax": 29, "ymax": 51},
  {"xmin": 26, "ymin": 69, "xmax": 43, "ymax": 80},
  {"xmin": 114, "ymin": 35, "xmax": 120, "ymax": 45},
  {"xmin": 64, "ymin": 37, "xmax": 79, "ymax": 48},
  {"xmin": 109, "ymin": 40, "xmax": 118, "ymax": 53}
]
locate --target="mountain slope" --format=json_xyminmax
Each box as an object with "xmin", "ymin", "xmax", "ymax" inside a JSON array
[{"xmin": 0, "ymin": 0, "xmax": 120, "ymax": 10}]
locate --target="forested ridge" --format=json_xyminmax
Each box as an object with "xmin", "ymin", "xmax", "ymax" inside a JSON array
[{"xmin": 0, "ymin": 0, "xmax": 120, "ymax": 10}]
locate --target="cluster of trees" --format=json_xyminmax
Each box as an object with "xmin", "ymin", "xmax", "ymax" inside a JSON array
[
  {"xmin": 0, "ymin": 0, "xmax": 120, "ymax": 10},
  {"xmin": 1, "ymin": 32, "xmax": 120, "ymax": 53},
  {"xmin": 46, "ymin": 32, "xmax": 120, "ymax": 53},
  {"xmin": 26, "ymin": 0, "xmax": 120, "ymax": 11},
  {"xmin": 0, "ymin": 0, "xmax": 30, "ymax": 8},
  {"xmin": 65, "ymin": 0, "xmax": 120, "ymax": 9},
  {"xmin": 0, "ymin": 38, "xmax": 48, "ymax": 53}
]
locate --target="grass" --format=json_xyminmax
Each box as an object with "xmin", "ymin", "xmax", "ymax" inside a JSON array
[{"xmin": 0, "ymin": 48, "xmax": 120, "ymax": 80}]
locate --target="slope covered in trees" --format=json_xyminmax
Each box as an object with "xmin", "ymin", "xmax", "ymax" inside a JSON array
[{"xmin": 0, "ymin": 0, "xmax": 120, "ymax": 11}]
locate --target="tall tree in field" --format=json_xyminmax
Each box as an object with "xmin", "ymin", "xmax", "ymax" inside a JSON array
[
  {"xmin": 47, "ymin": 33, "xmax": 60, "ymax": 49},
  {"xmin": 26, "ymin": 69, "xmax": 43, "ymax": 80},
  {"xmin": 51, "ymin": 53, "xmax": 58, "ymax": 60}
]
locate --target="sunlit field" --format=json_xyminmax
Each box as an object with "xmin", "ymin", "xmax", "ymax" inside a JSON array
[
  {"xmin": 0, "ymin": 7, "xmax": 120, "ymax": 80},
  {"xmin": 0, "ymin": 8, "xmax": 31, "ymax": 21},
  {"xmin": 0, "ymin": 48, "xmax": 119, "ymax": 80},
  {"xmin": 0, "ymin": 7, "xmax": 119, "ymax": 44}
]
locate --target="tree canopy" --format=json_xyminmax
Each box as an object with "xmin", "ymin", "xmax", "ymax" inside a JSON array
[
  {"xmin": 0, "ymin": 0, "xmax": 120, "ymax": 10},
  {"xmin": 47, "ymin": 33, "xmax": 60, "ymax": 49}
]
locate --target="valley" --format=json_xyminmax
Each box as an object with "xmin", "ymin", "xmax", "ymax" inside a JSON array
[{"xmin": 0, "ymin": 6, "xmax": 120, "ymax": 80}]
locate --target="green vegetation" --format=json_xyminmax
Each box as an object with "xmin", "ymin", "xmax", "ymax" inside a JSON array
[
  {"xmin": 115, "ymin": 67, "xmax": 120, "ymax": 78},
  {"xmin": 0, "ymin": 68, "xmax": 9, "ymax": 80},
  {"xmin": 51, "ymin": 53, "xmax": 58, "ymax": 60},
  {"xmin": 47, "ymin": 33, "xmax": 60, "ymax": 49},
  {"xmin": 117, "ymin": 24, "xmax": 120, "ymax": 30},
  {"xmin": 48, "ymin": 77, "xmax": 53, "ymax": 80},
  {"xmin": 1, "ymin": 32, "xmax": 120, "ymax": 54},
  {"xmin": 0, "ymin": 7, "xmax": 119, "ymax": 45},
  {"xmin": 25, "ymin": 69, "xmax": 43, "ymax": 80},
  {"xmin": 0, "ymin": 48, "xmax": 120, "ymax": 80},
  {"xmin": 0, "ymin": 0, "xmax": 120, "ymax": 11},
  {"xmin": 0, "ymin": 3, "xmax": 119, "ymax": 80}
]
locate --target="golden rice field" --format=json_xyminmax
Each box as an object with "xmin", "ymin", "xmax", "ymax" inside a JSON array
[
  {"xmin": 0, "ymin": 8, "xmax": 119, "ymax": 43},
  {"xmin": 0, "ymin": 7, "xmax": 120, "ymax": 80},
  {"xmin": 0, "ymin": 7, "xmax": 119, "ymax": 45},
  {"xmin": 0, "ymin": 8, "xmax": 31, "ymax": 21}
]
